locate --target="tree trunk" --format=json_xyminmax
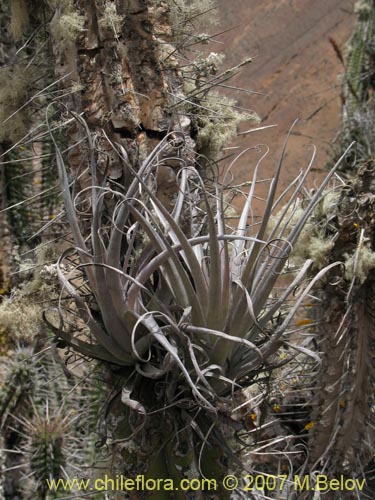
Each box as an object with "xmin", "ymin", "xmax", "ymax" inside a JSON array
[{"xmin": 52, "ymin": 0, "xmax": 192, "ymax": 200}]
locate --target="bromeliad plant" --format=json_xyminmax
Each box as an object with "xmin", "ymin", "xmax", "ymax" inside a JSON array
[{"xmin": 47, "ymin": 114, "xmax": 352, "ymax": 491}]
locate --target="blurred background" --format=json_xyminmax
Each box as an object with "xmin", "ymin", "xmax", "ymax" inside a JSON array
[{"xmin": 215, "ymin": 0, "xmax": 355, "ymax": 198}]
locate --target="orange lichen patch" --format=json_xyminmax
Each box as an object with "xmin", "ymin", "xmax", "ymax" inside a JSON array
[
  {"xmin": 295, "ymin": 318, "xmax": 312, "ymax": 327},
  {"xmin": 0, "ymin": 327, "xmax": 9, "ymax": 355},
  {"xmin": 304, "ymin": 421, "xmax": 315, "ymax": 431}
]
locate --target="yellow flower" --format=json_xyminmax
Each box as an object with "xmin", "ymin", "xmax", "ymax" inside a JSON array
[
  {"xmin": 304, "ymin": 421, "xmax": 315, "ymax": 431},
  {"xmin": 250, "ymin": 412, "xmax": 257, "ymax": 421},
  {"xmin": 273, "ymin": 404, "xmax": 281, "ymax": 413}
]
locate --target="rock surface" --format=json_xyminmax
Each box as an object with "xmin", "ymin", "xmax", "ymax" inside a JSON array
[{"xmin": 215, "ymin": 0, "xmax": 355, "ymax": 206}]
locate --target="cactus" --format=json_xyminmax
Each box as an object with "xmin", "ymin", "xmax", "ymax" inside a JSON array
[
  {"xmin": 303, "ymin": 164, "xmax": 375, "ymax": 493},
  {"xmin": 25, "ymin": 404, "xmax": 68, "ymax": 498},
  {"xmin": 290, "ymin": 2, "xmax": 375, "ymax": 487},
  {"xmin": 338, "ymin": 0, "xmax": 375, "ymax": 168}
]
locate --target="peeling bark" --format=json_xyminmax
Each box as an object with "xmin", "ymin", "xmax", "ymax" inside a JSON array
[{"xmin": 52, "ymin": 0, "xmax": 194, "ymax": 200}]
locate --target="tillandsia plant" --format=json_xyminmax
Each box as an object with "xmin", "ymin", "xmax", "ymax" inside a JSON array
[{"xmin": 45, "ymin": 110, "xmax": 353, "ymax": 498}]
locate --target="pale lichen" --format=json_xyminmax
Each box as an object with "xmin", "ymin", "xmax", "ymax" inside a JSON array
[
  {"xmin": 164, "ymin": 0, "xmax": 218, "ymax": 39},
  {"xmin": 354, "ymin": 0, "xmax": 373, "ymax": 20},
  {"xmin": 99, "ymin": 2, "xmax": 124, "ymax": 35},
  {"xmin": 193, "ymin": 52, "xmax": 225, "ymax": 79},
  {"xmin": 0, "ymin": 296, "xmax": 42, "ymax": 347},
  {"xmin": 49, "ymin": 1, "xmax": 85, "ymax": 44},
  {"xmin": 0, "ymin": 244, "xmax": 60, "ymax": 352},
  {"xmin": 189, "ymin": 90, "xmax": 258, "ymax": 160},
  {"xmin": 269, "ymin": 197, "xmax": 336, "ymax": 270},
  {"xmin": 297, "ymin": 232, "xmax": 335, "ymax": 267},
  {"xmin": 181, "ymin": 51, "xmax": 257, "ymax": 160},
  {"xmin": 344, "ymin": 245, "xmax": 375, "ymax": 284}
]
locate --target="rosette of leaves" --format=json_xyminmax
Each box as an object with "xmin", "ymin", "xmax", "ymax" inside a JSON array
[{"xmin": 47, "ymin": 115, "xmax": 352, "ymax": 494}]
